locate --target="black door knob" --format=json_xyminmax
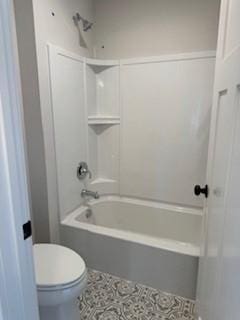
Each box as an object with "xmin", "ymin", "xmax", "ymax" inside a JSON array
[{"xmin": 194, "ymin": 184, "xmax": 208, "ymax": 198}]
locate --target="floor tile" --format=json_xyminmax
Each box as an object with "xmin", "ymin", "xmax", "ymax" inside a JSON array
[{"xmin": 79, "ymin": 269, "xmax": 196, "ymax": 320}]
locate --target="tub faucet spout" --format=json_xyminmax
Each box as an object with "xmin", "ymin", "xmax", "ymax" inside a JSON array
[{"xmin": 81, "ymin": 189, "xmax": 99, "ymax": 199}]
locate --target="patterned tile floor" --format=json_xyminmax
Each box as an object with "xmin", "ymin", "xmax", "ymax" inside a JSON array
[{"xmin": 78, "ymin": 269, "xmax": 196, "ymax": 320}]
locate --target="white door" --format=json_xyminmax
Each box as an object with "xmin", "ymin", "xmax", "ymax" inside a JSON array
[
  {"xmin": 197, "ymin": 0, "xmax": 240, "ymax": 319},
  {"xmin": 0, "ymin": 0, "xmax": 39, "ymax": 319}
]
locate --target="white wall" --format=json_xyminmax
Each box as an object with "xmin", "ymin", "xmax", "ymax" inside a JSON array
[
  {"xmin": 32, "ymin": 0, "xmax": 95, "ymax": 242},
  {"xmin": 14, "ymin": 0, "xmax": 50, "ymax": 243},
  {"xmin": 93, "ymin": 0, "xmax": 220, "ymax": 59}
]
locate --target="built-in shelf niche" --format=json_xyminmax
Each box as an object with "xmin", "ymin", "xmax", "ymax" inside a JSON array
[
  {"xmin": 86, "ymin": 58, "xmax": 120, "ymax": 120},
  {"xmin": 86, "ymin": 58, "xmax": 120, "ymax": 194},
  {"xmin": 88, "ymin": 125, "xmax": 119, "ymax": 194}
]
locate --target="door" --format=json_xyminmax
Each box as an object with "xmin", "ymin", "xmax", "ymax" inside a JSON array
[
  {"xmin": 197, "ymin": 0, "xmax": 240, "ymax": 319},
  {"xmin": 0, "ymin": 0, "xmax": 39, "ymax": 319}
]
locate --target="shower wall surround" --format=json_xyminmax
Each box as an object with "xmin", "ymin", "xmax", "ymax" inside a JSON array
[
  {"xmin": 48, "ymin": 48, "xmax": 87, "ymax": 218},
  {"xmin": 48, "ymin": 46, "xmax": 215, "ymax": 220},
  {"xmin": 121, "ymin": 55, "xmax": 215, "ymax": 207},
  {"xmin": 32, "ymin": 0, "xmax": 94, "ymax": 242}
]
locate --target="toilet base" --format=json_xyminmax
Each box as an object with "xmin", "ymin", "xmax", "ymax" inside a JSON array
[{"xmin": 39, "ymin": 299, "xmax": 80, "ymax": 320}]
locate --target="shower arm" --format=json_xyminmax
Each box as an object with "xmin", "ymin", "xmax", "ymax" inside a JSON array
[{"xmin": 73, "ymin": 13, "xmax": 93, "ymax": 32}]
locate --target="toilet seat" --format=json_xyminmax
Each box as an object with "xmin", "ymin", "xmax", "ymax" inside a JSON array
[
  {"xmin": 33, "ymin": 244, "xmax": 86, "ymax": 290},
  {"xmin": 37, "ymin": 271, "xmax": 87, "ymax": 291}
]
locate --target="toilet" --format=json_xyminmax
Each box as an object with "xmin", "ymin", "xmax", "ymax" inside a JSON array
[{"xmin": 33, "ymin": 243, "xmax": 87, "ymax": 320}]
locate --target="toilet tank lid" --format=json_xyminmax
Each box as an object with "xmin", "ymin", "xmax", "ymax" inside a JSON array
[{"xmin": 33, "ymin": 244, "xmax": 86, "ymax": 287}]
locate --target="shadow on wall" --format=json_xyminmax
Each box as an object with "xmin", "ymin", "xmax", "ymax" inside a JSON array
[{"xmin": 73, "ymin": 20, "xmax": 87, "ymax": 49}]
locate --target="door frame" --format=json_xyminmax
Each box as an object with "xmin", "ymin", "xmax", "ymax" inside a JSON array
[{"xmin": 0, "ymin": 0, "xmax": 39, "ymax": 319}]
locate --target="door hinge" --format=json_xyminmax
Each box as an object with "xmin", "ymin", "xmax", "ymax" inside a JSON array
[{"xmin": 23, "ymin": 220, "xmax": 32, "ymax": 240}]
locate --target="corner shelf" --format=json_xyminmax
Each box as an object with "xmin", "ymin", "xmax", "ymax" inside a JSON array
[
  {"xmin": 89, "ymin": 177, "xmax": 119, "ymax": 194},
  {"xmin": 91, "ymin": 177, "xmax": 117, "ymax": 185},
  {"xmin": 86, "ymin": 58, "xmax": 119, "ymax": 67},
  {"xmin": 86, "ymin": 59, "xmax": 120, "ymax": 194},
  {"xmin": 88, "ymin": 115, "xmax": 120, "ymax": 125}
]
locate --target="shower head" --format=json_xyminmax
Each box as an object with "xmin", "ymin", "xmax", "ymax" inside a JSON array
[{"xmin": 73, "ymin": 13, "xmax": 93, "ymax": 32}]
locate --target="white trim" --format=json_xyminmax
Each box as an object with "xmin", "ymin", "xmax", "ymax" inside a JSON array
[
  {"xmin": 46, "ymin": 44, "xmax": 62, "ymax": 243},
  {"xmin": 47, "ymin": 43, "xmax": 85, "ymax": 63},
  {"xmin": 86, "ymin": 57, "xmax": 119, "ymax": 66},
  {"xmin": 51, "ymin": 48, "xmax": 216, "ymax": 69},
  {"xmin": 121, "ymin": 51, "xmax": 216, "ymax": 65},
  {"xmin": 83, "ymin": 54, "xmax": 90, "ymax": 186},
  {"xmin": 0, "ymin": 0, "xmax": 39, "ymax": 319}
]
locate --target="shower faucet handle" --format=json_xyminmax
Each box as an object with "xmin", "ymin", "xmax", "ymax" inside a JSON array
[{"xmin": 77, "ymin": 162, "xmax": 92, "ymax": 180}]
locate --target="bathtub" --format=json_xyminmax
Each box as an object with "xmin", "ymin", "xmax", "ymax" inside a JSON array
[{"xmin": 61, "ymin": 196, "xmax": 202, "ymax": 299}]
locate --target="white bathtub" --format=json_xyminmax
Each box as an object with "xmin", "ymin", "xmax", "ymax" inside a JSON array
[{"xmin": 61, "ymin": 196, "xmax": 202, "ymax": 299}]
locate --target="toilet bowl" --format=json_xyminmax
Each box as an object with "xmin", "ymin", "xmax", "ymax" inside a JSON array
[{"xmin": 33, "ymin": 244, "xmax": 87, "ymax": 320}]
